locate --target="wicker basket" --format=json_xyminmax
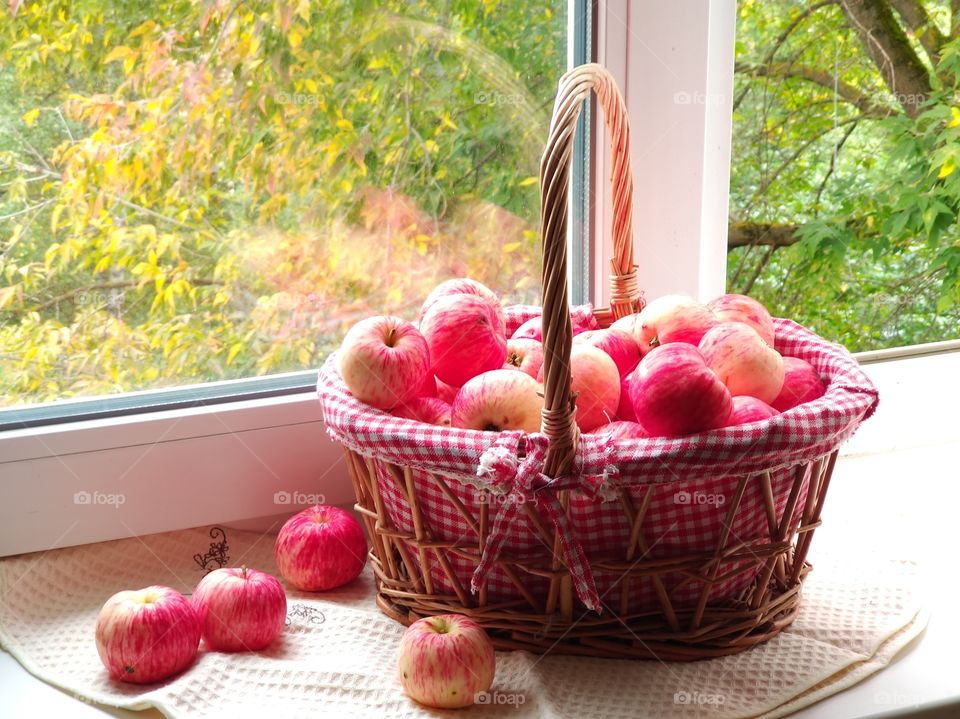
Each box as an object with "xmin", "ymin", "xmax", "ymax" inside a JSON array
[{"xmin": 317, "ymin": 63, "xmax": 879, "ymax": 660}]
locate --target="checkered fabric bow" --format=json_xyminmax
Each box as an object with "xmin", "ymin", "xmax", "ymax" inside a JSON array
[{"xmin": 471, "ymin": 431, "xmax": 620, "ymax": 613}]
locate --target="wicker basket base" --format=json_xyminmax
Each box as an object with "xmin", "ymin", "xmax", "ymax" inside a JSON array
[
  {"xmin": 371, "ymin": 553, "xmax": 808, "ymax": 661},
  {"xmin": 345, "ymin": 445, "xmax": 837, "ymax": 661}
]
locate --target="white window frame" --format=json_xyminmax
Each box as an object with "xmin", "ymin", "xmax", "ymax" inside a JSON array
[
  {"xmin": 0, "ymin": 0, "xmax": 739, "ymax": 557},
  {"xmin": 592, "ymin": 0, "xmax": 735, "ymax": 305}
]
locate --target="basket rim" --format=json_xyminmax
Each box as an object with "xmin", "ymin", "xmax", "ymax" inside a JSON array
[{"xmin": 317, "ymin": 307, "xmax": 878, "ymax": 488}]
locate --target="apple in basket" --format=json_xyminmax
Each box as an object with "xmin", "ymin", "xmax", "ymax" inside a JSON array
[
  {"xmin": 397, "ymin": 614, "xmax": 495, "ymax": 709},
  {"xmin": 611, "ymin": 294, "xmax": 718, "ymax": 356},
  {"xmin": 414, "ymin": 370, "xmax": 438, "ymax": 399},
  {"xmin": 511, "ymin": 312, "xmax": 595, "ymax": 342},
  {"xmin": 95, "ymin": 586, "xmax": 200, "ymax": 684},
  {"xmin": 628, "ymin": 343, "xmax": 733, "ymax": 437},
  {"xmin": 698, "ymin": 322, "xmax": 785, "ymax": 404},
  {"xmin": 435, "ymin": 377, "xmax": 460, "ymax": 404},
  {"xmin": 511, "ymin": 315, "xmax": 544, "ymax": 341},
  {"xmin": 503, "ymin": 337, "xmax": 544, "ymax": 379},
  {"xmin": 616, "ymin": 373, "xmax": 638, "ymax": 422},
  {"xmin": 419, "ymin": 277, "xmax": 505, "ymax": 331},
  {"xmin": 707, "ymin": 293, "xmax": 776, "ymax": 347},
  {"xmin": 587, "ymin": 420, "xmax": 649, "ymax": 440},
  {"xmin": 772, "ymin": 356, "xmax": 826, "ymax": 411},
  {"xmin": 191, "ymin": 567, "xmax": 287, "ymax": 652},
  {"xmin": 392, "ymin": 396, "xmax": 452, "ymax": 426},
  {"xmin": 452, "ymin": 369, "xmax": 543, "ymax": 433},
  {"xmin": 338, "ymin": 316, "xmax": 430, "ymax": 410},
  {"xmin": 420, "ymin": 293, "xmax": 507, "ymax": 387},
  {"xmin": 728, "ymin": 396, "xmax": 779, "ymax": 425},
  {"xmin": 573, "ymin": 328, "xmax": 641, "ymax": 378},
  {"xmin": 275, "ymin": 505, "xmax": 367, "ymax": 592},
  {"xmin": 538, "ymin": 344, "xmax": 620, "ymax": 433}
]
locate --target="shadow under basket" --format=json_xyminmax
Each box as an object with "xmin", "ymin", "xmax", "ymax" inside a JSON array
[{"xmin": 317, "ymin": 64, "xmax": 878, "ymax": 661}]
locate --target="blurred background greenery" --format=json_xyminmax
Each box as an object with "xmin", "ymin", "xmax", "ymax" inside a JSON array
[{"xmin": 0, "ymin": 1, "xmax": 957, "ymax": 406}]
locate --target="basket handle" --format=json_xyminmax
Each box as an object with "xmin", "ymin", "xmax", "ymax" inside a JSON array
[{"xmin": 539, "ymin": 63, "xmax": 639, "ymax": 478}]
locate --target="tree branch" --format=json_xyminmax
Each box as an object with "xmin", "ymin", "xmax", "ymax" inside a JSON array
[
  {"xmin": 888, "ymin": 0, "xmax": 945, "ymax": 64},
  {"xmin": 10, "ymin": 127, "xmax": 54, "ymax": 173},
  {"xmin": 743, "ymin": 241, "xmax": 779, "ymax": 295},
  {"xmin": 0, "ymin": 199, "xmax": 54, "ymax": 221},
  {"xmin": 732, "ymin": 1, "xmax": 840, "ymax": 113},
  {"xmin": 110, "ymin": 195, "xmax": 217, "ymax": 236},
  {"xmin": 815, "ymin": 119, "xmax": 860, "ymax": 213},
  {"xmin": 728, "ymin": 221, "xmax": 802, "ymax": 249},
  {"xmin": 840, "ymin": 0, "xmax": 932, "ymax": 117},
  {"xmin": 735, "ymin": 61, "xmax": 892, "ymax": 118},
  {"xmin": 754, "ymin": 116, "xmax": 862, "ymax": 200}
]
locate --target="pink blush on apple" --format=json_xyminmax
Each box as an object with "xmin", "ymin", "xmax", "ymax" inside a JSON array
[
  {"xmin": 275, "ymin": 505, "xmax": 367, "ymax": 592},
  {"xmin": 95, "ymin": 586, "xmax": 201, "ymax": 684}
]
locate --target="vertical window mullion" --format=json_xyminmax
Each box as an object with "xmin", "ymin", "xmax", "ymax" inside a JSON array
[{"xmin": 568, "ymin": 0, "xmax": 594, "ymax": 306}]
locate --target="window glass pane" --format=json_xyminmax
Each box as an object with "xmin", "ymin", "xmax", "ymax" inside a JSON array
[
  {"xmin": 0, "ymin": 1, "xmax": 566, "ymax": 406},
  {"xmin": 729, "ymin": 1, "xmax": 959, "ymax": 351}
]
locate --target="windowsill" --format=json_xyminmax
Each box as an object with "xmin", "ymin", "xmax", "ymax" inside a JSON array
[
  {"xmin": 781, "ymin": 348, "xmax": 959, "ymax": 719},
  {"xmin": 1, "ymin": 348, "xmax": 957, "ymax": 718}
]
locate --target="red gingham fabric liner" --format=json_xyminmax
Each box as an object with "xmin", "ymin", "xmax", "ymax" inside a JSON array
[{"xmin": 318, "ymin": 305, "xmax": 877, "ymax": 613}]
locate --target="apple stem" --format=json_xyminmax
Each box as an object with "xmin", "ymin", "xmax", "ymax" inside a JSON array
[
  {"xmin": 386, "ymin": 326, "xmax": 396, "ymax": 347},
  {"xmin": 241, "ymin": 565, "xmax": 247, "ymax": 579}
]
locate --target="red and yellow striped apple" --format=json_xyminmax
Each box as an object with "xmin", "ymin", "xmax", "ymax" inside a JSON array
[
  {"xmin": 728, "ymin": 396, "xmax": 779, "ymax": 425},
  {"xmin": 628, "ymin": 343, "xmax": 733, "ymax": 437},
  {"xmin": 95, "ymin": 586, "xmax": 200, "ymax": 684},
  {"xmin": 419, "ymin": 278, "xmax": 504, "ymax": 332},
  {"xmin": 420, "ymin": 294, "xmax": 507, "ymax": 387},
  {"xmin": 397, "ymin": 614, "xmax": 495, "ymax": 709},
  {"xmin": 338, "ymin": 316, "xmax": 430, "ymax": 410},
  {"xmin": 698, "ymin": 322, "xmax": 785, "ymax": 404},
  {"xmin": 587, "ymin": 420, "xmax": 649, "ymax": 440},
  {"xmin": 511, "ymin": 316, "xmax": 543, "ymax": 341},
  {"xmin": 707, "ymin": 293, "xmax": 775, "ymax": 346},
  {"xmin": 275, "ymin": 505, "xmax": 367, "ymax": 592},
  {"xmin": 573, "ymin": 328, "xmax": 641, "ymax": 378},
  {"xmin": 503, "ymin": 337, "xmax": 544, "ymax": 379},
  {"xmin": 611, "ymin": 294, "xmax": 718, "ymax": 356},
  {"xmin": 772, "ymin": 356, "xmax": 826, "ymax": 411},
  {"xmin": 451, "ymin": 369, "xmax": 543, "ymax": 433},
  {"xmin": 391, "ymin": 397, "xmax": 453, "ymax": 426},
  {"xmin": 537, "ymin": 344, "xmax": 620, "ymax": 433},
  {"xmin": 191, "ymin": 567, "xmax": 286, "ymax": 652}
]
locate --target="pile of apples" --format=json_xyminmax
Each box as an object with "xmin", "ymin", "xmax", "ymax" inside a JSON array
[
  {"xmin": 93, "ymin": 505, "xmax": 366, "ymax": 684},
  {"xmin": 338, "ymin": 279, "xmax": 826, "ymax": 439},
  {"xmin": 92, "ymin": 501, "xmax": 491, "ymax": 709}
]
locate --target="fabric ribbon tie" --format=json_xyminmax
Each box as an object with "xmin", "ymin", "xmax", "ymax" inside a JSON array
[{"xmin": 470, "ymin": 433, "xmax": 620, "ymax": 613}]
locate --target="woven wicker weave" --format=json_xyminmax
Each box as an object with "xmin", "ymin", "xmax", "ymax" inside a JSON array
[{"xmin": 320, "ymin": 64, "xmax": 877, "ymax": 660}]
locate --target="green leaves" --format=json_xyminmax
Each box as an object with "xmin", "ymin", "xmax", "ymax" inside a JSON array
[
  {"xmin": 729, "ymin": 6, "xmax": 960, "ymax": 351},
  {"xmin": 0, "ymin": 0, "xmax": 564, "ymax": 403}
]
